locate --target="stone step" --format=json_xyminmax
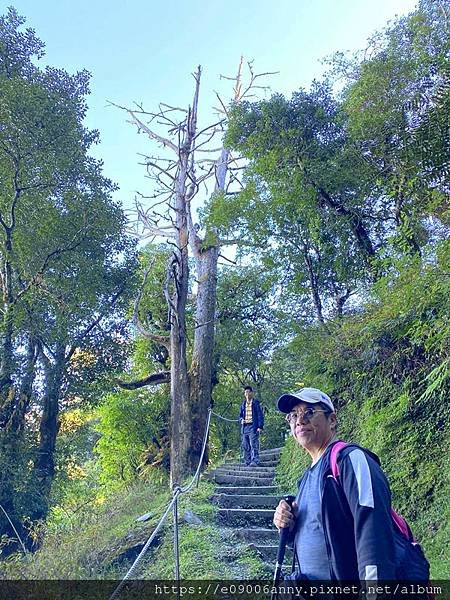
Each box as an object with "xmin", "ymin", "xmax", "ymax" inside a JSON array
[
  {"xmin": 224, "ymin": 459, "xmax": 279, "ymax": 468},
  {"xmin": 212, "ymin": 494, "xmax": 279, "ymax": 509},
  {"xmin": 215, "ymin": 486, "xmax": 278, "ymax": 495},
  {"xmin": 257, "ymin": 454, "xmax": 281, "ymax": 461},
  {"xmin": 217, "ymin": 508, "xmax": 274, "ymax": 526},
  {"xmin": 209, "ymin": 448, "xmax": 287, "ymax": 575},
  {"xmin": 231, "ymin": 527, "xmax": 279, "ymax": 544},
  {"xmin": 219, "ymin": 464, "xmax": 276, "ymax": 472},
  {"xmin": 206, "ymin": 469, "xmax": 275, "ymax": 481},
  {"xmin": 259, "ymin": 448, "xmax": 283, "ymax": 457},
  {"xmin": 212, "ymin": 467, "xmax": 275, "ymax": 477},
  {"xmin": 248, "ymin": 543, "xmax": 293, "ymax": 564},
  {"xmin": 212, "ymin": 474, "xmax": 274, "ymax": 486},
  {"xmin": 260, "ymin": 460, "xmax": 279, "ymax": 468}
]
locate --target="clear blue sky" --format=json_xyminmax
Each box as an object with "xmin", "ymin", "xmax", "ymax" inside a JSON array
[{"xmin": 7, "ymin": 0, "xmax": 418, "ymax": 211}]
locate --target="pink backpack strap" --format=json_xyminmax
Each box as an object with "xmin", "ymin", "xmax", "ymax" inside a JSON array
[
  {"xmin": 391, "ymin": 508, "xmax": 414, "ymax": 541},
  {"xmin": 329, "ymin": 441, "xmax": 349, "ymax": 479},
  {"xmin": 330, "ymin": 442, "xmax": 416, "ymax": 543}
]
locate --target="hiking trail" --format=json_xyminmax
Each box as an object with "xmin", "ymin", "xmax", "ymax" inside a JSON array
[{"xmin": 206, "ymin": 447, "xmax": 292, "ymax": 576}]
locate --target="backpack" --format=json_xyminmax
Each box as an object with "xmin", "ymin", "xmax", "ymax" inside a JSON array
[{"xmin": 330, "ymin": 441, "xmax": 430, "ymax": 582}]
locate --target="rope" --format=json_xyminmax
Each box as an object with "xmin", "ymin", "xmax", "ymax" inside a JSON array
[
  {"xmin": 210, "ymin": 410, "xmax": 239, "ymax": 423},
  {"xmin": 109, "ymin": 406, "xmax": 238, "ymax": 600},
  {"xmin": 179, "ymin": 408, "xmax": 212, "ymax": 494},
  {"xmin": 109, "ymin": 489, "xmax": 180, "ymax": 600},
  {"xmin": 0, "ymin": 503, "xmax": 28, "ymax": 557},
  {"xmin": 173, "ymin": 494, "xmax": 180, "ymax": 582}
]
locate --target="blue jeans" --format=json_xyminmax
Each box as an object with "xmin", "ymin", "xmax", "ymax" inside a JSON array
[{"xmin": 241, "ymin": 424, "xmax": 260, "ymax": 465}]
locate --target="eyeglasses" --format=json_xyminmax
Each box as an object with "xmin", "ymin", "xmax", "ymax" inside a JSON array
[{"xmin": 285, "ymin": 408, "xmax": 329, "ymax": 424}]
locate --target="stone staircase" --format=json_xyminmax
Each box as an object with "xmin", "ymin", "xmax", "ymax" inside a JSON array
[{"xmin": 208, "ymin": 448, "xmax": 293, "ymax": 568}]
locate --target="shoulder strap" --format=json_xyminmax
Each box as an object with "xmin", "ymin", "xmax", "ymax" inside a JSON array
[
  {"xmin": 330, "ymin": 441, "xmax": 415, "ymax": 542},
  {"xmin": 329, "ymin": 440, "xmax": 349, "ymax": 479}
]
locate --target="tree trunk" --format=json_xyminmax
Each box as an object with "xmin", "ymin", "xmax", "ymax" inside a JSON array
[
  {"xmin": 133, "ymin": 66, "xmax": 243, "ymax": 485},
  {"xmin": 188, "ymin": 144, "xmax": 230, "ymax": 472},
  {"xmin": 316, "ymin": 186, "xmax": 376, "ymax": 262},
  {"xmin": 0, "ymin": 429, "xmax": 30, "ymax": 555},
  {"xmin": 169, "ymin": 88, "xmax": 198, "ymax": 484},
  {"xmin": 32, "ymin": 343, "xmax": 65, "ymax": 519},
  {"xmin": 0, "ymin": 333, "xmax": 34, "ymax": 553},
  {"xmin": 301, "ymin": 241, "xmax": 325, "ymax": 323},
  {"xmin": 10, "ymin": 337, "xmax": 38, "ymax": 433},
  {"xmin": 189, "ymin": 245, "xmax": 219, "ymax": 469},
  {"xmin": 0, "ymin": 234, "xmax": 17, "ymax": 426},
  {"xmin": 169, "ymin": 249, "xmax": 191, "ymax": 486}
]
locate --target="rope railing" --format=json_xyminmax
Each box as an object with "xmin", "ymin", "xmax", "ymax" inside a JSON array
[
  {"xmin": 210, "ymin": 410, "xmax": 240, "ymax": 423},
  {"xmin": 110, "ymin": 406, "xmax": 236, "ymax": 600},
  {"xmin": 0, "ymin": 503, "xmax": 28, "ymax": 557}
]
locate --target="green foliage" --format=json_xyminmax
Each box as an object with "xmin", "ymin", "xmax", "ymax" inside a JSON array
[
  {"xmin": 133, "ymin": 246, "xmax": 172, "ymax": 337},
  {"xmin": 1, "ymin": 2, "xmax": 447, "ymax": 580},
  {"xmin": 220, "ymin": 13, "xmax": 449, "ymax": 580},
  {"xmin": 0, "ymin": 475, "xmax": 268, "ymax": 580},
  {"xmin": 94, "ymin": 388, "xmax": 170, "ymax": 490},
  {"xmin": 48, "ymin": 409, "xmax": 100, "ymax": 518},
  {"xmin": 340, "ymin": 0, "xmax": 450, "ymax": 197},
  {"xmin": 141, "ymin": 481, "xmax": 221, "ymax": 579},
  {"xmin": 0, "ymin": 480, "xmax": 171, "ymax": 579},
  {"xmin": 275, "ymin": 434, "xmax": 310, "ymax": 492}
]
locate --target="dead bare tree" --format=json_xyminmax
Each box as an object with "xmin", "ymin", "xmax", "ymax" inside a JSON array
[{"xmin": 114, "ymin": 59, "xmax": 274, "ymax": 484}]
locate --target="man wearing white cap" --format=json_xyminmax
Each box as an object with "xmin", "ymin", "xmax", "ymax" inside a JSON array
[{"xmin": 273, "ymin": 387, "xmax": 429, "ymax": 585}]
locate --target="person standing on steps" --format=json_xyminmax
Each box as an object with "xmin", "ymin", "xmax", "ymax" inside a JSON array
[{"xmin": 239, "ymin": 385, "xmax": 264, "ymax": 467}]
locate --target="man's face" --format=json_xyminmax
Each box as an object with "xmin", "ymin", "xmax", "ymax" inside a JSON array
[
  {"xmin": 244, "ymin": 388, "xmax": 253, "ymax": 401},
  {"xmin": 288, "ymin": 401, "xmax": 335, "ymax": 452}
]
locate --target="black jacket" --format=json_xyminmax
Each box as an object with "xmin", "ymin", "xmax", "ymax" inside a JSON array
[
  {"xmin": 291, "ymin": 441, "xmax": 397, "ymax": 581},
  {"xmin": 239, "ymin": 398, "xmax": 264, "ymax": 432}
]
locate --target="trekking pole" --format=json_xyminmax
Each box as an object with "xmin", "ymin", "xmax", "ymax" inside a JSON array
[{"xmin": 271, "ymin": 495, "xmax": 296, "ymax": 600}]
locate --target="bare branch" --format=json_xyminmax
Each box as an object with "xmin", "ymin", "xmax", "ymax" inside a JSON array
[
  {"xmin": 214, "ymin": 92, "xmax": 229, "ymax": 118},
  {"xmin": 115, "ymin": 371, "xmax": 170, "ymax": 389},
  {"xmin": 66, "ymin": 282, "xmax": 129, "ymax": 362},
  {"xmin": 134, "ymin": 190, "xmax": 173, "ymax": 212},
  {"xmin": 193, "ymin": 130, "xmax": 222, "ymax": 153},
  {"xmin": 141, "ymin": 159, "xmax": 176, "ymax": 182},
  {"xmin": 218, "ymin": 253, "xmax": 237, "ymax": 265},
  {"xmin": 15, "ymin": 228, "xmax": 88, "ymax": 303},
  {"xmin": 138, "ymin": 223, "xmax": 177, "ymax": 239},
  {"xmin": 159, "ymin": 102, "xmax": 188, "ymax": 114},
  {"xmin": 193, "ymin": 119, "xmax": 226, "ymax": 142},
  {"xmin": 194, "ymin": 318, "xmax": 216, "ymax": 329},
  {"xmin": 109, "ymin": 100, "xmax": 179, "ymax": 154},
  {"xmin": 218, "ymin": 237, "xmax": 245, "ymax": 246},
  {"xmin": 195, "ymin": 147, "xmax": 224, "ymax": 153}
]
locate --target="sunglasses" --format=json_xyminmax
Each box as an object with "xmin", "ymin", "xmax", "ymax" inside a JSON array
[{"xmin": 285, "ymin": 407, "xmax": 329, "ymax": 424}]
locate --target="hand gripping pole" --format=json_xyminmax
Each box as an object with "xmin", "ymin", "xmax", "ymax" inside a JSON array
[{"xmin": 272, "ymin": 494, "xmax": 296, "ymax": 600}]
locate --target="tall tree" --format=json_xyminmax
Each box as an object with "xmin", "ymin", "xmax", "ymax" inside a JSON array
[
  {"xmin": 330, "ymin": 0, "xmax": 449, "ymax": 250},
  {"xmin": 0, "ymin": 8, "xmax": 135, "ymax": 548},
  {"xmin": 213, "ymin": 1, "xmax": 448, "ymax": 322},
  {"xmin": 117, "ymin": 60, "xmax": 272, "ymax": 484}
]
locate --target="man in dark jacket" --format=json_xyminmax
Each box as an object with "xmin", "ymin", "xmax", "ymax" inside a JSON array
[
  {"xmin": 273, "ymin": 387, "xmax": 398, "ymax": 584},
  {"xmin": 239, "ymin": 385, "xmax": 264, "ymax": 466}
]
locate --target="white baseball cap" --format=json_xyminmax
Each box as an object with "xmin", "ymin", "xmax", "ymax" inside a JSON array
[{"xmin": 277, "ymin": 387, "xmax": 334, "ymax": 413}]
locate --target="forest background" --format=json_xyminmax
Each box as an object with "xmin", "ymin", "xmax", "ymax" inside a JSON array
[{"xmin": 0, "ymin": 0, "xmax": 448, "ymax": 581}]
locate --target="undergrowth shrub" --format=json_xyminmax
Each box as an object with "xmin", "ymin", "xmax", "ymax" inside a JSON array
[{"xmin": 94, "ymin": 387, "xmax": 170, "ymax": 490}]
